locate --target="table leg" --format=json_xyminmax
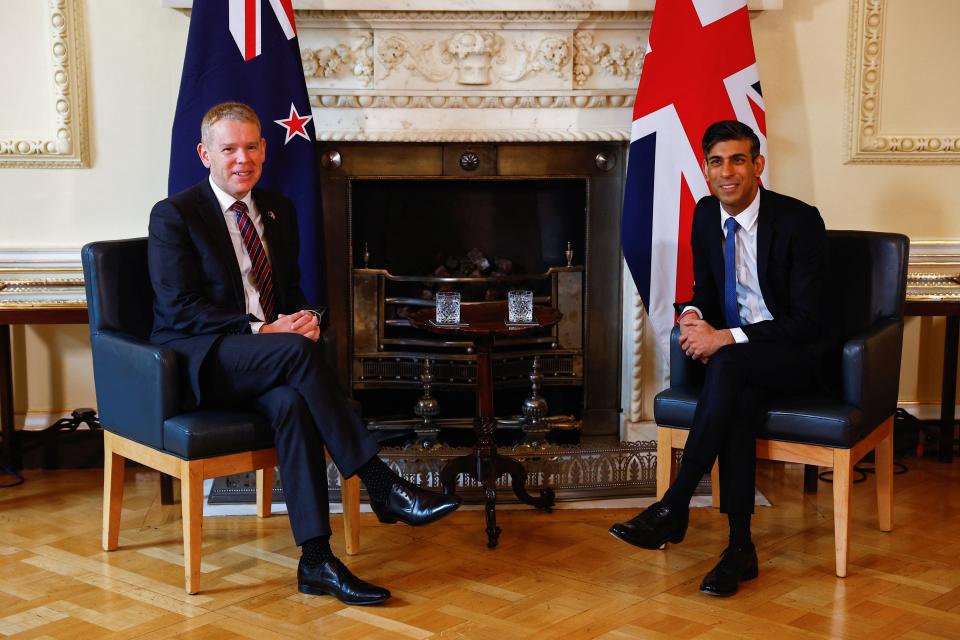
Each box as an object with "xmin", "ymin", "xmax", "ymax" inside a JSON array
[
  {"xmin": 939, "ymin": 316, "xmax": 958, "ymax": 463},
  {"xmin": 1, "ymin": 324, "xmax": 16, "ymax": 468},
  {"xmin": 437, "ymin": 333, "xmax": 554, "ymax": 547}
]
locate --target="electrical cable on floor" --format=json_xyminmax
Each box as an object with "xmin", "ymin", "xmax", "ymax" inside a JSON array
[
  {"xmin": 817, "ymin": 460, "xmax": 908, "ymax": 484},
  {"xmin": 0, "ymin": 463, "xmax": 25, "ymax": 488}
]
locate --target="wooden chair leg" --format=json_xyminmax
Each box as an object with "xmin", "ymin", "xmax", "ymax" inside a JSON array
[
  {"xmin": 832, "ymin": 449, "xmax": 852, "ymax": 578},
  {"xmin": 180, "ymin": 460, "xmax": 204, "ymax": 594},
  {"xmin": 102, "ymin": 433, "xmax": 125, "ymax": 552},
  {"xmin": 875, "ymin": 417, "xmax": 894, "ymax": 532},
  {"xmin": 342, "ymin": 473, "xmax": 361, "ymax": 556},
  {"xmin": 256, "ymin": 465, "xmax": 274, "ymax": 519},
  {"xmin": 710, "ymin": 462, "xmax": 720, "ymax": 509},
  {"xmin": 656, "ymin": 428, "xmax": 673, "ymax": 500}
]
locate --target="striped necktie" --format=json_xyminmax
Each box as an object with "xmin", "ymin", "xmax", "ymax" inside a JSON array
[{"xmin": 230, "ymin": 200, "xmax": 276, "ymax": 323}]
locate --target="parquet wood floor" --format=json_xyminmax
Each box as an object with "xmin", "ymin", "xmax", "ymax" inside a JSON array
[{"xmin": 0, "ymin": 457, "xmax": 958, "ymax": 639}]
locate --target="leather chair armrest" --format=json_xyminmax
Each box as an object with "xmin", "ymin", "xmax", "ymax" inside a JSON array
[
  {"xmin": 91, "ymin": 330, "xmax": 179, "ymax": 451},
  {"xmin": 669, "ymin": 325, "xmax": 705, "ymax": 387},
  {"xmin": 841, "ymin": 318, "xmax": 904, "ymax": 428}
]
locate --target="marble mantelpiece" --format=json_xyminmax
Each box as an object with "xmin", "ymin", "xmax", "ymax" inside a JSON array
[{"xmin": 164, "ymin": 1, "xmax": 780, "ymax": 142}]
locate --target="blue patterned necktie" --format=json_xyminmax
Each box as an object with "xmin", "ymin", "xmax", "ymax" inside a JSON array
[{"xmin": 724, "ymin": 216, "xmax": 741, "ymax": 328}]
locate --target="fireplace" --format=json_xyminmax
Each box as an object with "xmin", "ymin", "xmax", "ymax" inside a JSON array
[{"xmin": 318, "ymin": 141, "xmax": 625, "ymax": 442}]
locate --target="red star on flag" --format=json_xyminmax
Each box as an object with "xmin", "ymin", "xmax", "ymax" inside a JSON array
[{"xmin": 274, "ymin": 103, "xmax": 313, "ymax": 145}]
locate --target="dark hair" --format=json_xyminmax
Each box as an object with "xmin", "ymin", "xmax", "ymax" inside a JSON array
[{"xmin": 701, "ymin": 120, "xmax": 761, "ymax": 159}]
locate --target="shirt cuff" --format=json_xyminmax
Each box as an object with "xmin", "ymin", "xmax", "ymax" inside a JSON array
[
  {"xmin": 678, "ymin": 306, "xmax": 703, "ymax": 320},
  {"xmin": 251, "ymin": 321, "xmax": 265, "ymax": 334},
  {"xmin": 730, "ymin": 327, "xmax": 748, "ymax": 343}
]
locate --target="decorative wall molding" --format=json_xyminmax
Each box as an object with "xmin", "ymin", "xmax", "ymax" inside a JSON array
[
  {"xmin": 0, "ymin": 0, "xmax": 90, "ymax": 169},
  {"xmin": 312, "ymin": 93, "xmax": 634, "ymax": 109},
  {"xmin": 163, "ymin": 1, "xmax": 782, "ymax": 12},
  {"xmin": 845, "ymin": 0, "xmax": 960, "ymax": 164},
  {"xmin": 310, "ymin": 128, "xmax": 630, "ymax": 142},
  {"xmin": 908, "ymin": 240, "xmax": 960, "ymax": 268},
  {"xmin": 628, "ymin": 286, "xmax": 644, "ymax": 425}
]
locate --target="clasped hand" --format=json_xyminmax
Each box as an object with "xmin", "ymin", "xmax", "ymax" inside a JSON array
[
  {"xmin": 260, "ymin": 310, "xmax": 321, "ymax": 341},
  {"xmin": 677, "ymin": 314, "xmax": 733, "ymax": 364}
]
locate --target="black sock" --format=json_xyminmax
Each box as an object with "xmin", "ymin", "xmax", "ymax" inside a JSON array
[
  {"xmin": 660, "ymin": 462, "xmax": 705, "ymax": 512},
  {"xmin": 356, "ymin": 455, "xmax": 399, "ymax": 503},
  {"xmin": 727, "ymin": 512, "xmax": 752, "ymax": 548},
  {"xmin": 301, "ymin": 535, "xmax": 335, "ymax": 566}
]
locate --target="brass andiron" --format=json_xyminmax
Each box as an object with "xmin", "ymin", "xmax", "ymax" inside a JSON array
[
  {"xmin": 362, "ymin": 241, "xmax": 371, "ymax": 268},
  {"xmin": 413, "ymin": 357, "xmax": 441, "ymax": 448},
  {"xmin": 565, "ymin": 241, "xmax": 573, "ymax": 267},
  {"xmin": 522, "ymin": 356, "xmax": 550, "ymax": 446}
]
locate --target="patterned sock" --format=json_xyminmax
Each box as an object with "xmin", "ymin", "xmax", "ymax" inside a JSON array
[
  {"xmin": 301, "ymin": 535, "xmax": 335, "ymax": 566},
  {"xmin": 356, "ymin": 455, "xmax": 398, "ymax": 504},
  {"xmin": 727, "ymin": 512, "xmax": 753, "ymax": 548}
]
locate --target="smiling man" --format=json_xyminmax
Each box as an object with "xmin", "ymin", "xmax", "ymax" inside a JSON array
[
  {"xmin": 148, "ymin": 102, "xmax": 461, "ymax": 605},
  {"xmin": 610, "ymin": 120, "xmax": 830, "ymax": 597}
]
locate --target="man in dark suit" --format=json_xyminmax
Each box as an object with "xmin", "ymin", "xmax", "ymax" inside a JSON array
[
  {"xmin": 610, "ymin": 120, "xmax": 828, "ymax": 596},
  {"xmin": 149, "ymin": 102, "xmax": 461, "ymax": 606}
]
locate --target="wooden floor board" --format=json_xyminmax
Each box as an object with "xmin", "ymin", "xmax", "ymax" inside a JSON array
[{"xmin": 0, "ymin": 457, "xmax": 958, "ymax": 638}]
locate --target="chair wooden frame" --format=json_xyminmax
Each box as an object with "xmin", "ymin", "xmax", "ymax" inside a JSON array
[
  {"xmin": 656, "ymin": 416, "xmax": 894, "ymax": 578},
  {"xmin": 102, "ymin": 431, "xmax": 361, "ymax": 594}
]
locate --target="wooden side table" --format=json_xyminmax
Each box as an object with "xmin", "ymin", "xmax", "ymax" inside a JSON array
[
  {"xmin": 410, "ymin": 302, "xmax": 560, "ymax": 547},
  {"xmin": 0, "ymin": 306, "xmax": 89, "ymax": 467},
  {"xmin": 905, "ymin": 298, "xmax": 960, "ymax": 463}
]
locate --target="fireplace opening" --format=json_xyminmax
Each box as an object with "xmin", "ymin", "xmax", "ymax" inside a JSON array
[
  {"xmin": 319, "ymin": 142, "xmax": 624, "ymax": 443},
  {"xmin": 351, "ymin": 178, "xmax": 587, "ymax": 276}
]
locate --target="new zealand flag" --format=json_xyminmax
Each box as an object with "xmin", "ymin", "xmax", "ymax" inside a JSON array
[{"xmin": 168, "ymin": 0, "xmax": 323, "ymax": 304}]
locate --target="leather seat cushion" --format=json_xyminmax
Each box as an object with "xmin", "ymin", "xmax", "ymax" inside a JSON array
[
  {"xmin": 654, "ymin": 386, "xmax": 867, "ymax": 448},
  {"xmin": 162, "ymin": 410, "xmax": 274, "ymax": 459}
]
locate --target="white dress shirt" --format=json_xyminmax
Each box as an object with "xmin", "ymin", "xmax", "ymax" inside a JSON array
[
  {"xmin": 208, "ymin": 176, "xmax": 270, "ymax": 333},
  {"xmin": 682, "ymin": 189, "xmax": 773, "ymax": 343}
]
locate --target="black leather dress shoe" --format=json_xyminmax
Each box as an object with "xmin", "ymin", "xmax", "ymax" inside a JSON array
[
  {"xmin": 370, "ymin": 480, "xmax": 462, "ymax": 526},
  {"xmin": 297, "ymin": 557, "xmax": 391, "ymax": 605},
  {"xmin": 609, "ymin": 501, "xmax": 689, "ymax": 550},
  {"xmin": 699, "ymin": 544, "xmax": 759, "ymax": 597}
]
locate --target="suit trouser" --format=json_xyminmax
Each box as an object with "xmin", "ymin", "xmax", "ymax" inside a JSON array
[
  {"xmin": 199, "ymin": 333, "xmax": 381, "ymax": 545},
  {"xmin": 680, "ymin": 341, "xmax": 817, "ymax": 514}
]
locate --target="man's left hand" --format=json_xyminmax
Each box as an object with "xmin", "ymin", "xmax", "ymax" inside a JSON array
[
  {"xmin": 678, "ymin": 317, "xmax": 734, "ymax": 363},
  {"xmin": 287, "ymin": 310, "xmax": 321, "ymax": 342}
]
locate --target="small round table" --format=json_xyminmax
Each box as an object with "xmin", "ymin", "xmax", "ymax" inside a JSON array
[{"xmin": 409, "ymin": 302, "xmax": 560, "ymax": 547}]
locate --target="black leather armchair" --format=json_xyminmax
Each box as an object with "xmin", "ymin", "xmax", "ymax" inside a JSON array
[
  {"xmin": 654, "ymin": 230, "xmax": 909, "ymax": 577},
  {"xmin": 82, "ymin": 238, "xmax": 360, "ymax": 594}
]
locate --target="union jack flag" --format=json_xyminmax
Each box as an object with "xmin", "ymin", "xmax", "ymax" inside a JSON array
[
  {"xmin": 168, "ymin": 0, "xmax": 324, "ymax": 304},
  {"xmin": 621, "ymin": 0, "xmax": 768, "ymax": 373}
]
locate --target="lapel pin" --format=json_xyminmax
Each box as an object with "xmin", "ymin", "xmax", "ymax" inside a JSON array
[{"xmin": 267, "ymin": 210, "xmax": 276, "ymax": 220}]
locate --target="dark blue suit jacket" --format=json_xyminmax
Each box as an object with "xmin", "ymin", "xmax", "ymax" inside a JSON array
[
  {"xmin": 148, "ymin": 179, "xmax": 310, "ymax": 406},
  {"xmin": 683, "ymin": 186, "xmax": 829, "ymax": 347}
]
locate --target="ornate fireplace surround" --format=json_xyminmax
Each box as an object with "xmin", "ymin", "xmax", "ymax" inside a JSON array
[{"xmin": 165, "ymin": 0, "xmax": 782, "ymax": 500}]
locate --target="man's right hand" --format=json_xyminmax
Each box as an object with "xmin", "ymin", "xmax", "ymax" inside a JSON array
[{"xmin": 259, "ymin": 310, "xmax": 321, "ymax": 341}]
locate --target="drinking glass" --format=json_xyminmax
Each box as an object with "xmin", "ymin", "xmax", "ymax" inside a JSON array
[
  {"xmin": 507, "ymin": 290, "xmax": 534, "ymax": 323},
  {"xmin": 435, "ymin": 291, "xmax": 461, "ymax": 324}
]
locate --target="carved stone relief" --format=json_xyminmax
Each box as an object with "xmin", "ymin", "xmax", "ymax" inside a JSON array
[
  {"xmin": 1, "ymin": 0, "xmax": 90, "ymax": 168},
  {"xmin": 375, "ymin": 30, "xmax": 574, "ymax": 87},
  {"xmin": 573, "ymin": 31, "xmax": 644, "ymax": 88},
  {"xmin": 302, "ymin": 32, "xmax": 374, "ymax": 85}
]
